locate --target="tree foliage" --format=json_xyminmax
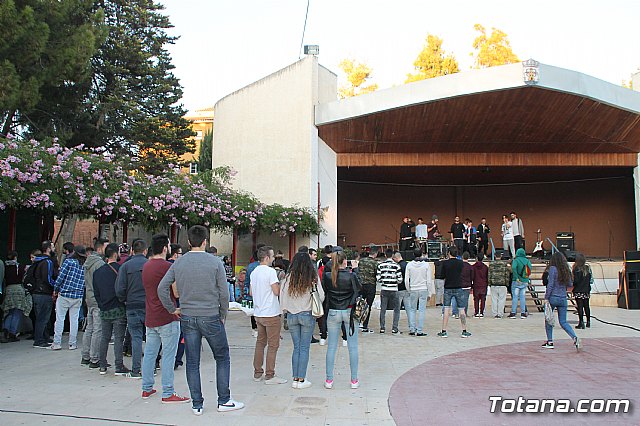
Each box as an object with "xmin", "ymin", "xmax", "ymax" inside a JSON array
[
  {"xmin": 471, "ymin": 24, "xmax": 519, "ymax": 69},
  {"xmin": 406, "ymin": 34, "xmax": 459, "ymax": 83},
  {"xmin": 198, "ymin": 129, "xmax": 213, "ymax": 172},
  {"xmin": 338, "ymin": 59, "xmax": 378, "ymax": 99},
  {"xmin": 0, "ymin": 0, "xmax": 104, "ymax": 135}
]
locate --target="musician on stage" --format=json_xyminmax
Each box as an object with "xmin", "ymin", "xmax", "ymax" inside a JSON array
[
  {"xmin": 427, "ymin": 215, "xmax": 440, "ymax": 241},
  {"xmin": 449, "ymin": 216, "xmax": 465, "ymax": 254},
  {"xmin": 510, "ymin": 211, "xmax": 525, "ymax": 250},
  {"xmin": 477, "ymin": 218, "xmax": 491, "ymax": 257},
  {"xmin": 399, "ymin": 216, "xmax": 416, "ymax": 251},
  {"xmin": 415, "ymin": 218, "xmax": 428, "ymax": 252}
]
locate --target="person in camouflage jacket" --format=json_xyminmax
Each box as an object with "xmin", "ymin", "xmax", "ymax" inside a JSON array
[
  {"xmin": 488, "ymin": 254, "xmax": 511, "ymax": 318},
  {"xmin": 358, "ymin": 247, "xmax": 379, "ymax": 332}
]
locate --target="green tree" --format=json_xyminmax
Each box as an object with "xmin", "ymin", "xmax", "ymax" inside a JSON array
[
  {"xmin": 471, "ymin": 24, "xmax": 519, "ymax": 69},
  {"xmin": 81, "ymin": 0, "xmax": 194, "ymax": 174},
  {"xmin": 406, "ymin": 34, "xmax": 459, "ymax": 83},
  {"xmin": 0, "ymin": 0, "xmax": 104, "ymax": 135},
  {"xmin": 338, "ymin": 59, "xmax": 378, "ymax": 98},
  {"xmin": 198, "ymin": 129, "xmax": 213, "ymax": 172}
]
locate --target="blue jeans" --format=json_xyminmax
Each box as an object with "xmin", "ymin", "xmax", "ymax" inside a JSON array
[
  {"xmin": 545, "ymin": 296, "xmax": 577, "ymax": 342},
  {"xmin": 126, "ymin": 308, "xmax": 145, "ymax": 373},
  {"xmin": 326, "ymin": 309, "xmax": 358, "ymax": 381},
  {"xmin": 511, "ymin": 282, "xmax": 527, "ymax": 314},
  {"xmin": 181, "ymin": 314, "xmax": 231, "ymax": 408},
  {"xmin": 3, "ymin": 308, "xmax": 23, "ymax": 335},
  {"xmin": 143, "ymin": 321, "xmax": 180, "ymax": 398},
  {"xmin": 443, "ymin": 297, "xmax": 458, "ymax": 316},
  {"xmin": 287, "ymin": 311, "xmax": 315, "ymax": 379},
  {"xmin": 32, "ymin": 294, "xmax": 53, "ymax": 345},
  {"xmin": 408, "ymin": 290, "xmax": 428, "ymax": 333}
]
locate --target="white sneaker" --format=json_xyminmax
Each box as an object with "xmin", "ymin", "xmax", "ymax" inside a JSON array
[
  {"xmin": 253, "ymin": 375, "xmax": 263, "ymax": 382},
  {"xmin": 342, "ymin": 339, "xmax": 348, "ymax": 347},
  {"xmin": 351, "ymin": 380, "xmax": 360, "ymax": 389},
  {"xmin": 192, "ymin": 407, "xmax": 203, "ymax": 416},
  {"xmin": 297, "ymin": 379, "xmax": 312, "ymax": 389},
  {"xmin": 217, "ymin": 399, "xmax": 245, "ymax": 412},
  {"xmin": 291, "ymin": 380, "xmax": 298, "ymax": 389},
  {"xmin": 324, "ymin": 379, "xmax": 333, "ymax": 389},
  {"xmin": 251, "ymin": 330, "xmax": 258, "ymax": 338},
  {"xmin": 264, "ymin": 376, "xmax": 287, "ymax": 385},
  {"xmin": 68, "ymin": 344, "xmax": 77, "ymax": 350},
  {"xmin": 50, "ymin": 344, "xmax": 62, "ymax": 351},
  {"xmin": 319, "ymin": 338, "xmax": 326, "ymax": 346}
]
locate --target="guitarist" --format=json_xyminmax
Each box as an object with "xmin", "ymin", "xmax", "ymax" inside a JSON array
[{"xmin": 477, "ymin": 218, "xmax": 490, "ymax": 257}]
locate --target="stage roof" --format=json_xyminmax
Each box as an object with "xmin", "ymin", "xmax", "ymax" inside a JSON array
[{"xmin": 315, "ymin": 63, "xmax": 640, "ymax": 155}]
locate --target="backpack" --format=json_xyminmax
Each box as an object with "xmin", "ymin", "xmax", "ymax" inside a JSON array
[
  {"xmin": 23, "ymin": 259, "xmax": 46, "ymax": 293},
  {"xmin": 521, "ymin": 263, "xmax": 531, "ymax": 280}
]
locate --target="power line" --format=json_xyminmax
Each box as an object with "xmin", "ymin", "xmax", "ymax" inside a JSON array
[{"xmin": 298, "ymin": 0, "xmax": 311, "ymax": 59}]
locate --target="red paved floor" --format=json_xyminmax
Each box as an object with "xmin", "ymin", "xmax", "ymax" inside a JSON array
[{"xmin": 389, "ymin": 337, "xmax": 640, "ymax": 425}]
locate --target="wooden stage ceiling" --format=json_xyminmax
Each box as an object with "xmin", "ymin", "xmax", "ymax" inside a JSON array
[{"xmin": 317, "ymin": 87, "xmax": 640, "ymax": 165}]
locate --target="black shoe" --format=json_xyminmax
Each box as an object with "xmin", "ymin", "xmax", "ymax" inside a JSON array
[
  {"xmin": 408, "ymin": 332, "xmax": 416, "ymax": 336},
  {"xmin": 114, "ymin": 366, "xmax": 131, "ymax": 376},
  {"xmin": 586, "ymin": 322, "xmax": 590, "ymax": 328},
  {"xmin": 575, "ymin": 323, "xmax": 585, "ymax": 329},
  {"xmin": 0, "ymin": 335, "xmax": 8, "ymax": 344},
  {"xmin": 33, "ymin": 342, "xmax": 51, "ymax": 348},
  {"xmin": 416, "ymin": 332, "xmax": 427, "ymax": 337},
  {"xmin": 81, "ymin": 358, "xmax": 91, "ymax": 366},
  {"xmin": 89, "ymin": 362, "xmax": 100, "ymax": 369},
  {"xmin": 8, "ymin": 334, "xmax": 20, "ymax": 342},
  {"xmin": 311, "ymin": 336, "xmax": 319, "ymax": 344}
]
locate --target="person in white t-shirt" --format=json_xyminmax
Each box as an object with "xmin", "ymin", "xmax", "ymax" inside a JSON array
[
  {"xmin": 501, "ymin": 215, "xmax": 516, "ymax": 259},
  {"xmin": 250, "ymin": 246, "xmax": 287, "ymax": 385}
]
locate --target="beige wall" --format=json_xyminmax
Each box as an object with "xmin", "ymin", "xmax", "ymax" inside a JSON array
[{"xmin": 212, "ymin": 56, "xmax": 338, "ymax": 254}]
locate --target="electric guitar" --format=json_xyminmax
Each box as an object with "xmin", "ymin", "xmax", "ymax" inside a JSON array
[{"xmin": 533, "ymin": 229, "xmax": 544, "ymax": 256}]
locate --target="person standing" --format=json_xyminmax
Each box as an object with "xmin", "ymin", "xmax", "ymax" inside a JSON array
[
  {"xmin": 51, "ymin": 245, "xmax": 87, "ymax": 351},
  {"xmin": 29, "ymin": 241, "xmax": 58, "ymax": 348},
  {"xmin": 158, "ymin": 225, "xmax": 244, "ymax": 415},
  {"xmin": 501, "ymin": 215, "xmax": 515, "ymax": 259},
  {"xmin": 399, "ymin": 217, "xmax": 416, "ymax": 252},
  {"xmin": 509, "ymin": 248, "xmax": 532, "ymax": 319},
  {"xmin": 477, "ymin": 218, "xmax": 491, "ymax": 257},
  {"xmin": 449, "ymin": 216, "xmax": 465, "ymax": 255},
  {"xmin": 458, "ymin": 252, "xmax": 474, "ymax": 317},
  {"xmin": 251, "ymin": 245, "xmax": 287, "ymax": 385},
  {"xmin": 542, "ymin": 252, "xmax": 582, "ymax": 351},
  {"xmin": 280, "ymin": 252, "xmax": 325, "ymax": 389},
  {"xmin": 245, "ymin": 243, "xmax": 265, "ymax": 338},
  {"xmin": 323, "ymin": 251, "xmax": 361, "ymax": 389},
  {"xmin": 376, "ymin": 249, "xmax": 402, "ymax": 334},
  {"xmin": 471, "ymin": 253, "xmax": 489, "ymax": 317},
  {"xmin": 357, "ymin": 247, "xmax": 379, "ymax": 333},
  {"xmin": 438, "ymin": 247, "xmax": 471, "ymax": 338},
  {"xmin": 1, "ymin": 251, "xmax": 30, "ymax": 343},
  {"xmin": 81, "ymin": 238, "xmax": 108, "ymax": 368},
  {"xmin": 115, "ymin": 239, "xmax": 148, "ymax": 378},
  {"xmin": 510, "ymin": 211, "xmax": 525, "ymax": 251},
  {"xmin": 393, "ymin": 252, "xmax": 409, "ymax": 334},
  {"xmin": 140, "ymin": 234, "xmax": 190, "ymax": 403},
  {"xmin": 488, "ymin": 253, "xmax": 511, "ymax": 318},
  {"xmin": 572, "ymin": 253, "xmax": 592, "ymax": 329},
  {"xmin": 434, "ymin": 259, "xmax": 445, "ymax": 306},
  {"xmin": 405, "ymin": 248, "xmax": 433, "ymax": 336},
  {"xmin": 94, "ymin": 243, "xmax": 130, "ymax": 376},
  {"xmin": 427, "ymin": 215, "xmax": 440, "ymax": 241}
]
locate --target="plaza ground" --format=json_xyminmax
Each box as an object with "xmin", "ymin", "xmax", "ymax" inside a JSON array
[{"xmin": 1, "ymin": 303, "xmax": 639, "ymax": 425}]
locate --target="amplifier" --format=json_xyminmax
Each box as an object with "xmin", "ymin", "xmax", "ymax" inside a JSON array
[
  {"xmin": 556, "ymin": 232, "xmax": 575, "ymax": 238},
  {"xmin": 556, "ymin": 232, "xmax": 575, "ymax": 252},
  {"xmin": 624, "ymin": 251, "xmax": 640, "ymax": 262}
]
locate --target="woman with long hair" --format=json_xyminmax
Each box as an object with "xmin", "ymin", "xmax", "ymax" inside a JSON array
[
  {"xmin": 280, "ymin": 253, "xmax": 324, "ymax": 389},
  {"xmin": 323, "ymin": 251, "xmax": 361, "ymax": 389},
  {"xmin": 572, "ymin": 253, "xmax": 592, "ymax": 329},
  {"xmin": 542, "ymin": 252, "xmax": 582, "ymax": 351}
]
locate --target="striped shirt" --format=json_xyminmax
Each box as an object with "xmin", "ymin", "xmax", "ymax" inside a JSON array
[
  {"xmin": 54, "ymin": 258, "xmax": 85, "ymax": 299},
  {"xmin": 376, "ymin": 259, "xmax": 402, "ymax": 291}
]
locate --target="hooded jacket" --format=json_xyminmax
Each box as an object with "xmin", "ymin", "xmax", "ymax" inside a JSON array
[
  {"xmin": 512, "ymin": 248, "xmax": 532, "ymax": 284},
  {"xmin": 83, "ymin": 253, "xmax": 105, "ymax": 307},
  {"xmin": 471, "ymin": 260, "xmax": 489, "ymax": 293}
]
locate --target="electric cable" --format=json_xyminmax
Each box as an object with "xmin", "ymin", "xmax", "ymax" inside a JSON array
[{"xmin": 298, "ymin": 0, "xmax": 311, "ymax": 59}]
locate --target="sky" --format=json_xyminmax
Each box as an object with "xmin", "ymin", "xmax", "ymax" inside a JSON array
[{"xmin": 159, "ymin": 0, "xmax": 640, "ymax": 113}]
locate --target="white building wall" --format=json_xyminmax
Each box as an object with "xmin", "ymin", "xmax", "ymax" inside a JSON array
[{"xmin": 211, "ymin": 56, "xmax": 337, "ymax": 261}]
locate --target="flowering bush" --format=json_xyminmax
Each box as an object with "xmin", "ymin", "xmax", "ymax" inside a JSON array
[{"xmin": 0, "ymin": 136, "xmax": 322, "ymax": 236}]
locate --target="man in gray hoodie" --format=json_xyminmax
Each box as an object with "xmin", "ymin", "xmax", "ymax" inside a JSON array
[
  {"xmin": 81, "ymin": 238, "xmax": 109, "ymax": 368},
  {"xmin": 158, "ymin": 225, "xmax": 244, "ymax": 416},
  {"xmin": 116, "ymin": 239, "xmax": 148, "ymax": 378}
]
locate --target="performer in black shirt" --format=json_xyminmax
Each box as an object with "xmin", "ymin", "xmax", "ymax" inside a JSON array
[
  {"xmin": 477, "ymin": 218, "xmax": 491, "ymax": 257},
  {"xmin": 449, "ymin": 216, "xmax": 465, "ymax": 255},
  {"xmin": 427, "ymin": 215, "xmax": 440, "ymax": 240},
  {"xmin": 399, "ymin": 216, "xmax": 416, "ymax": 251}
]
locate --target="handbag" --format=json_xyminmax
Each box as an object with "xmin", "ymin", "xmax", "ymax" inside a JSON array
[
  {"xmin": 544, "ymin": 300, "xmax": 555, "ymax": 327},
  {"xmin": 349, "ymin": 275, "xmax": 369, "ymax": 335},
  {"xmin": 311, "ymin": 281, "xmax": 324, "ymax": 318}
]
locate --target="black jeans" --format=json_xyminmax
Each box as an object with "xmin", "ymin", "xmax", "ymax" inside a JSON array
[
  {"xmin": 361, "ymin": 284, "xmax": 377, "ymax": 329},
  {"xmin": 514, "ymin": 235, "xmax": 524, "ymax": 250},
  {"xmin": 100, "ymin": 317, "xmax": 127, "ymax": 369},
  {"xmin": 32, "ymin": 294, "xmax": 53, "ymax": 345},
  {"xmin": 478, "ymin": 238, "xmax": 489, "ymax": 256}
]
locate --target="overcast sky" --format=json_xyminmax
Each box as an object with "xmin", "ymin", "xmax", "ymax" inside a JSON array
[{"xmin": 159, "ymin": 0, "xmax": 640, "ymax": 113}]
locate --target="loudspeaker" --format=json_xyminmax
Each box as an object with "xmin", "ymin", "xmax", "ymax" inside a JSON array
[
  {"xmin": 401, "ymin": 250, "xmax": 416, "ymax": 261},
  {"xmin": 624, "ymin": 251, "xmax": 640, "ymax": 272},
  {"xmin": 622, "ymin": 271, "xmax": 640, "ymax": 309},
  {"xmin": 494, "ymin": 249, "xmax": 508, "ymax": 260},
  {"xmin": 556, "ymin": 232, "xmax": 575, "ymax": 252}
]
